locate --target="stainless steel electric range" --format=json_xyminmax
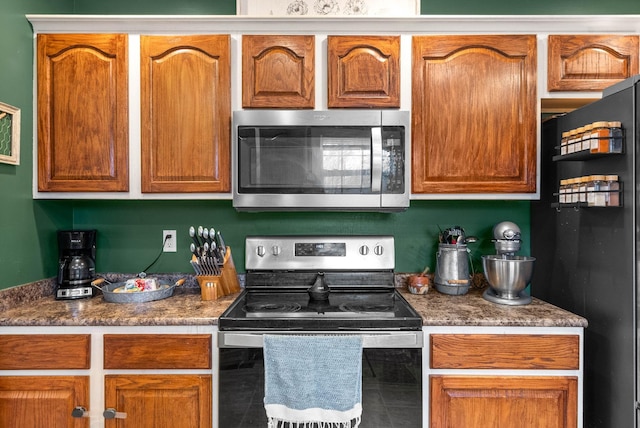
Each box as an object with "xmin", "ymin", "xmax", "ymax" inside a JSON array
[{"xmin": 218, "ymin": 235, "xmax": 423, "ymax": 428}]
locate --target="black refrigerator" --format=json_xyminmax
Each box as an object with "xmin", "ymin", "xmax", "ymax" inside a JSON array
[{"xmin": 532, "ymin": 76, "xmax": 639, "ymax": 428}]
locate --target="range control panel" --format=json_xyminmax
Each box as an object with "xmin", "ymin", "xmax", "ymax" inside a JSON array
[{"xmin": 245, "ymin": 235, "xmax": 394, "ymax": 272}]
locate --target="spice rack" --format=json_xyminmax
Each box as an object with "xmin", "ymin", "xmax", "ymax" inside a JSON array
[
  {"xmin": 554, "ymin": 121, "xmax": 624, "ymax": 160},
  {"xmin": 552, "ymin": 181, "xmax": 623, "ymax": 211},
  {"xmin": 552, "ymin": 121, "xmax": 625, "ymax": 211}
]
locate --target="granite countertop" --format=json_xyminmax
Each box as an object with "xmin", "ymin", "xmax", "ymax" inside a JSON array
[
  {"xmin": 400, "ymin": 286, "xmax": 587, "ymax": 328},
  {"xmin": 0, "ymin": 277, "xmax": 587, "ymax": 328}
]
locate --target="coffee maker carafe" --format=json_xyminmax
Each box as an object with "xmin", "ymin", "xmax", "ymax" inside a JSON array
[{"xmin": 56, "ymin": 230, "xmax": 97, "ymax": 300}]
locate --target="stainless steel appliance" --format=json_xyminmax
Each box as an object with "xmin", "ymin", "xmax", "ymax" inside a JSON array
[
  {"xmin": 56, "ymin": 229, "xmax": 96, "ymax": 300},
  {"xmin": 481, "ymin": 221, "xmax": 534, "ymax": 306},
  {"xmin": 232, "ymin": 110, "xmax": 410, "ymax": 212},
  {"xmin": 532, "ymin": 75, "xmax": 639, "ymax": 428},
  {"xmin": 218, "ymin": 235, "xmax": 423, "ymax": 428}
]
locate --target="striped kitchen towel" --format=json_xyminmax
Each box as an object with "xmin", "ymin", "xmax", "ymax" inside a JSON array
[{"xmin": 263, "ymin": 334, "xmax": 363, "ymax": 428}]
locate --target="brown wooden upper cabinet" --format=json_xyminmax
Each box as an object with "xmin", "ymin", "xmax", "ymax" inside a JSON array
[
  {"xmin": 412, "ymin": 35, "xmax": 537, "ymax": 194},
  {"xmin": 140, "ymin": 35, "xmax": 231, "ymax": 193},
  {"xmin": 327, "ymin": 35, "xmax": 400, "ymax": 108},
  {"xmin": 37, "ymin": 34, "xmax": 129, "ymax": 192},
  {"xmin": 242, "ymin": 35, "xmax": 315, "ymax": 109},
  {"xmin": 548, "ymin": 35, "xmax": 639, "ymax": 92}
]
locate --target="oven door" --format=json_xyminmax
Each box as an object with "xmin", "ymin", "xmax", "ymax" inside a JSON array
[{"xmin": 218, "ymin": 331, "xmax": 423, "ymax": 428}]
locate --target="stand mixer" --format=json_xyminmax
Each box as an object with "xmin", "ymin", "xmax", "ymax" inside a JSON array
[{"xmin": 482, "ymin": 221, "xmax": 535, "ymax": 305}]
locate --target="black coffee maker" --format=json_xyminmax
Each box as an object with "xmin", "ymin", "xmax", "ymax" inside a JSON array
[{"xmin": 56, "ymin": 230, "xmax": 97, "ymax": 300}]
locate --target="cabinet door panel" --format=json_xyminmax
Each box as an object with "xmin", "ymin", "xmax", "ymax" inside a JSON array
[
  {"xmin": 242, "ymin": 35, "xmax": 315, "ymax": 108},
  {"xmin": 548, "ymin": 35, "xmax": 639, "ymax": 92},
  {"xmin": 141, "ymin": 35, "xmax": 231, "ymax": 193},
  {"xmin": 37, "ymin": 34, "xmax": 128, "ymax": 192},
  {"xmin": 328, "ymin": 35, "xmax": 400, "ymax": 108},
  {"xmin": 430, "ymin": 376, "xmax": 577, "ymax": 428},
  {"xmin": 412, "ymin": 35, "xmax": 537, "ymax": 193},
  {"xmin": 0, "ymin": 376, "xmax": 89, "ymax": 428},
  {"xmin": 105, "ymin": 374, "xmax": 211, "ymax": 428}
]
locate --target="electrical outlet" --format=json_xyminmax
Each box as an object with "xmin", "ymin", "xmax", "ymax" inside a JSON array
[{"xmin": 163, "ymin": 230, "xmax": 177, "ymax": 252}]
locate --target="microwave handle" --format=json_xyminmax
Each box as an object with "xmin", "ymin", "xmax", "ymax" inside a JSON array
[{"xmin": 371, "ymin": 127, "xmax": 382, "ymax": 192}]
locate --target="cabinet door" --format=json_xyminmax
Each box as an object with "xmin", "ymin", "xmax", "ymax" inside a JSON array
[
  {"xmin": 430, "ymin": 375, "xmax": 578, "ymax": 428},
  {"xmin": 242, "ymin": 35, "xmax": 315, "ymax": 109},
  {"xmin": 412, "ymin": 35, "xmax": 537, "ymax": 194},
  {"xmin": 327, "ymin": 35, "xmax": 400, "ymax": 108},
  {"xmin": 548, "ymin": 35, "xmax": 639, "ymax": 92},
  {"xmin": 104, "ymin": 374, "xmax": 211, "ymax": 428},
  {"xmin": 140, "ymin": 35, "xmax": 231, "ymax": 193},
  {"xmin": 0, "ymin": 376, "xmax": 89, "ymax": 428},
  {"xmin": 37, "ymin": 34, "xmax": 129, "ymax": 192}
]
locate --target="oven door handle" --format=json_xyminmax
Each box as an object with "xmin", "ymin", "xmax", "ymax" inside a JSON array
[
  {"xmin": 218, "ymin": 331, "xmax": 423, "ymax": 348},
  {"xmin": 371, "ymin": 127, "xmax": 382, "ymax": 193}
]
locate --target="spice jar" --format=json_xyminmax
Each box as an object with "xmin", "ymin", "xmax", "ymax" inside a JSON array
[
  {"xmin": 590, "ymin": 121, "xmax": 610, "ymax": 153},
  {"xmin": 605, "ymin": 175, "xmax": 620, "ymax": 207},
  {"xmin": 569, "ymin": 178, "xmax": 580, "ymax": 204},
  {"xmin": 567, "ymin": 129, "xmax": 578, "ymax": 154},
  {"xmin": 581, "ymin": 124, "xmax": 593, "ymax": 152},
  {"xmin": 588, "ymin": 175, "xmax": 606, "ymax": 207},
  {"xmin": 559, "ymin": 179, "xmax": 569, "ymax": 204},
  {"xmin": 560, "ymin": 131, "xmax": 570, "ymax": 156},
  {"xmin": 608, "ymin": 121, "xmax": 623, "ymax": 153},
  {"xmin": 578, "ymin": 176, "xmax": 588, "ymax": 203}
]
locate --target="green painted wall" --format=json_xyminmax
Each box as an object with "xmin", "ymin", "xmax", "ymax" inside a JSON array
[
  {"xmin": 424, "ymin": 0, "xmax": 640, "ymax": 14},
  {"xmin": 0, "ymin": 0, "xmax": 637, "ymax": 289},
  {"xmin": 71, "ymin": 200, "xmax": 529, "ymax": 276},
  {"xmin": 0, "ymin": 0, "xmax": 74, "ymax": 289},
  {"xmin": 72, "ymin": 0, "xmax": 640, "ymax": 15}
]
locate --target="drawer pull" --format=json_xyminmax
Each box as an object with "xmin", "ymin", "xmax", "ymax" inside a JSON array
[
  {"xmin": 103, "ymin": 408, "xmax": 127, "ymax": 419},
  {"xmin": 71, "ymin": 406, "xmax": 90, "ymax": 418}
]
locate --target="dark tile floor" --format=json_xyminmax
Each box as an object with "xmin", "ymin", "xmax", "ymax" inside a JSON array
[{"xmin": 219, "ymin": 348, "xmax": 421, "ymax": 428}]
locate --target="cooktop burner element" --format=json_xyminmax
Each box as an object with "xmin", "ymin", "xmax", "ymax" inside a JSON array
[
  {"xmin": 218, "ymin": 235, "xmax": 422, "ymax": 331},
  {"xmin": 244, "ymin": 302, "xmax": 302, "ymax": 314}
]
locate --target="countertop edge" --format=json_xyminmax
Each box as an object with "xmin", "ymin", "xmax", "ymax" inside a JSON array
[{"xmin": 0, "ymin": 277, "xmax": 588, "ymax": 329}]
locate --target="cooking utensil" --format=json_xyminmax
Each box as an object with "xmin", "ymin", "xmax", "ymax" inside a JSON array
[{"xmin": 91, "ymin": 278, "xmax": 185, "ymax": 303}]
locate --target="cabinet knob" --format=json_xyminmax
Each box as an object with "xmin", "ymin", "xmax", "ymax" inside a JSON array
[
  {"xmin": 103, "ymin": 408, "xmax": 127, "ymax": 419},
  {"xmin": 71, "ymin": 406, "xmax": 89, "ymax": 418}
]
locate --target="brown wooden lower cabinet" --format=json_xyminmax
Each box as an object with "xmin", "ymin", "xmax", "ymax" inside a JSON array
[
  {"xmin": 104, "ymin": 374, "xmax": 211, "ymax": 428},
  {"xmin": 0, "ymin": 376, "xmax": 89, "ymax": 428},
  {"xmin": 430, "ymin": 375, "xmax": 578, "ymax": 428}
]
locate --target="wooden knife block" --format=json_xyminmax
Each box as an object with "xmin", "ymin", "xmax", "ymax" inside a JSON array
[{"xmin": 195, "ymin": 246, "xmax": 241, "ymax": 301}]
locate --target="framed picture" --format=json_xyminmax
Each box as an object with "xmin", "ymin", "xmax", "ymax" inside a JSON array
[
  {"xmin": 0, "ymin": 101, "xmax": 20, "ymax": 166},
  {"xmin": 237, "ymin": 0, "xmax": 420, "ymax": 16}
]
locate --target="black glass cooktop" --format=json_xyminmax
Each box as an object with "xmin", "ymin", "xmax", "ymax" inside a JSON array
[{"xmin": 218, "ymin": 289, "xmax": 422, "ymax": 331}]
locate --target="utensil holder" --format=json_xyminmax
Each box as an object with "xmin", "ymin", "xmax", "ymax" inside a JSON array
[
  {"xmin": 221, "ymin": 247, "xmax": 241, "ymax": 294},
  {"xmin": 196, "ymin": 275, "xmax": 222, "ymax": 301}
]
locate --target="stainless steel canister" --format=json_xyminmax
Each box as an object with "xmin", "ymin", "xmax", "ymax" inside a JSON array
[{"xmin": 434, "ymin": 243, "xmax": 471, "ymax": 295}]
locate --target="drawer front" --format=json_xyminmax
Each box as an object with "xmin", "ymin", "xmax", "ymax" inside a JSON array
[
  {"xmin": 104, "ymin": 334, "xmax": 211, "ymax": 369},
  {"xmin": 431, "ymin": 334, "xmax": 580, "ymax": 370},
  {"xmin": 0, "ymin": 334, "xmax": 91, "ymax": 370}
]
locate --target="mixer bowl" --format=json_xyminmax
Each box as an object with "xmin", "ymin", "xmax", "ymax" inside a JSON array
[{"xmin": 482, "ymin": 255, "xmax": 535, "ymax": 299}]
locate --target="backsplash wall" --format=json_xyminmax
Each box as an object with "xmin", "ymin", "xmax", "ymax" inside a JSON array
[{"xmin": 69, "ymin": 199, "xmax": 530, "ymax": 275}]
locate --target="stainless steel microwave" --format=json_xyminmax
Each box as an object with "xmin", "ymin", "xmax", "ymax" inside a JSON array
[{"xmin": 232, "ymin": 110, "xmax": 410, "ymax": 212}]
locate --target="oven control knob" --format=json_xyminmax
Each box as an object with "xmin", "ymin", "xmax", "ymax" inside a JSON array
[
  {"xmin": 359, "ymin": 245, "xmax": 369, "ymax": 256},
  {"xmin": 257, "ymin": 245, "xmax": 266, "ymax": 257},
  {"xmin": 374, "ymin": 245, "xmax": 384, "ymax": 256},
  {"xmin": 272, "ymin": 245, "xmax": 281, "ymax": 256}
]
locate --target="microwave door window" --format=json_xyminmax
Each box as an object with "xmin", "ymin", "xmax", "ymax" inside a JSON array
[
  {"xmin": 238, "ymin": 126, "xmax": 373, "ymax": 194},
  {"xmin": 321, "ymin": 136, "xmax": 371, "ymax": 191}
]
